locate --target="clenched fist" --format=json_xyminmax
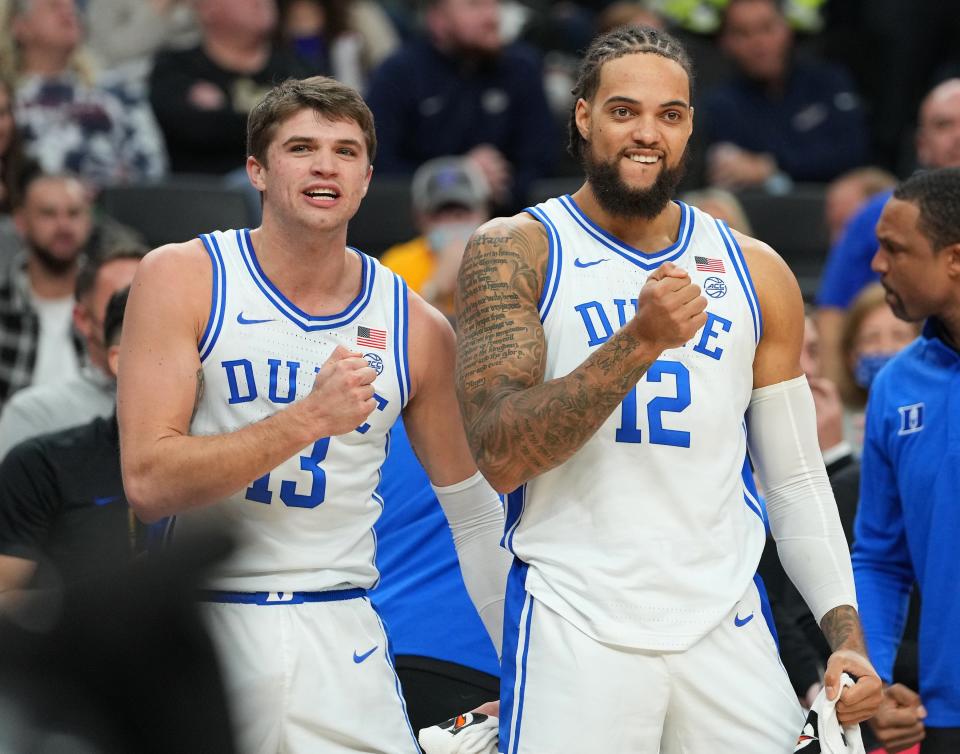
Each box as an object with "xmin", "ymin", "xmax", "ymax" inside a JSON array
[
  {"xmin": 307, "ymin": 345, "xmax": 378, "ymax": 436},
  {"xmin": 632, "ymin": 261, "xmax": 708, "ymax": 353}
]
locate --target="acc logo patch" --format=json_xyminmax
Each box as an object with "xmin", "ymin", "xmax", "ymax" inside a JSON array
[
  {"xmin": 704, "ymin": 276, "xmax": 727, "ymax": 299},
  {"xmin": 364, "ymin": 353, "xmax": 384, "ymax": 375}
]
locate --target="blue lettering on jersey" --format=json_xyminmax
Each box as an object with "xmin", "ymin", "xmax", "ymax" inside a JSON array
[
  {"xmin": 268, "ymin": 359, "xmax": 300, "ymax": 403},
  {"xmin": 223, "ymin": 359, "xmax": 257, "ymax": 404},
  {"xmin": 613, "ymin": 298, "xmax": 639, "ymax": 327},
  {"xmin": 692, "ymin": 312, "xmax": 733, "ymax": 361},
  {"xmin": 575, "ymin": 301, "xmax": 615, "ymax": 347}
]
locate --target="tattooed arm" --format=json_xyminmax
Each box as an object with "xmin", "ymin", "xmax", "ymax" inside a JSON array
[{"xmin": 454, "ymin": 215, "xmax": 707, "ymax": 493}]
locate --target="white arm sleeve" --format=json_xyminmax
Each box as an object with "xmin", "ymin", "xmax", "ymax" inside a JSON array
[
  {"xmin": 746, "ymin": 375, "xmax": 857, "ymax": 625},
  {"xmin": 432, "ymin": 471, "xmax": 511, "ymax": 657}
]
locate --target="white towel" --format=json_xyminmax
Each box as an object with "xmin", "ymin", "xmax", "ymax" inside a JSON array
[
  {"xmin": 794, "ymin": 674, "xmax": 865, "ymax": 753},
  {"xmin": 418, "ymin": 712, "xmax": 499, "ymax": 754}
]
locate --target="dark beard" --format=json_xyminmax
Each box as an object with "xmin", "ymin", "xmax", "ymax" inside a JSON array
[
  {"xmin": 31, "ymin": 242, "xmax": 83, "ymax": 275},
  {"xmin": 582, "ymin": 146, "xmax": 688, "ymax": 220}
]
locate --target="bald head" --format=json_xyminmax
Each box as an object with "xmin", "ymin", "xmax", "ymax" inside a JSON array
[{"xmin": 917, "ymin": 78, "xmax": 960, "ymax": 169}]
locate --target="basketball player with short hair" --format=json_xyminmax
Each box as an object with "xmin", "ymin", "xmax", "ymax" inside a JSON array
[
  {"xmin": 455, "ymin": 27, "xmax": 882, "ymax": 753},
  {"xmin": 118, "ymin": 76, "xmax": 511, "ymax": 754}
]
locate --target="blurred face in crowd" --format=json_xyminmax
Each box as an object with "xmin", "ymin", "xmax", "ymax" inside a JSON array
[
  {"xmin": 800, "ymin": 315, "xmax": 821, "ymax": 380},
  {"xmin": 0, "ymin": 82, "xmax": 13, "ymax": 158},
  {"xmin": 873, "ymin": 197, "xmax": 955, "ymax": 323},
  {"xmin": 428, "ymin": 0, "xmax": 501, "ymax": 57},
  {"xmin": 576, "ymin": 52, "xmax": 692, "ymax": 219},
  {"xmin": 248, "ymin": 107, "xmax": 372, "ymax": 233},
  {"xmin": 197, "ymin": 0, "xmax": 277, "ymax": 40},
  {"xmin": 720, "ymin": 0, "xmax": 791, "ymax": 83},
  {"xmin": 75, "ymin": 257, "xmax": 141, "ymax": 372},
  {"xmin": 916, "ymin": 79, "xmax": 960, "ymax": 169},
  {"xmin": 12, "ymin": 0, "xmax": 82, "ymax": 57},
  {"xmin": 825, "ymin": 177, "xmax": 871, "ymax": 243},
  {"xmin": 15, "ymin": 176, "xmax": 92, "ymax": 272}
]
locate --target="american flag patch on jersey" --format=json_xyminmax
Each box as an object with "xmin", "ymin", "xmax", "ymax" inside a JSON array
[
  {"xmin": 695, "ymin": 256, "xmax": 726, "ymax": 273},
  {"xmin": 357, "ymin": 325, "xmax": 387, "ymax": 349}
]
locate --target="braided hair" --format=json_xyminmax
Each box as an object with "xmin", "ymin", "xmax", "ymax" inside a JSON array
[{"xmin": 568, "ymin": 26, "xmax": 694, "ymax": 161}]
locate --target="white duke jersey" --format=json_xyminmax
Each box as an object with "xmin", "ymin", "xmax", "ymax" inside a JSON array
[
  {"xmin": 509, "ymin": 197, "xmax": 767, "ymax": 651},
  {"xmin": 178, "ymin": 229, "xmax": 411, "ymax": 593}
]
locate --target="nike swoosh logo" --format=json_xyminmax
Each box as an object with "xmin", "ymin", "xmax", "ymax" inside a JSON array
[
  {"xmin": 353, "ymin": 646, "xmax": 378, "ymax": 664},
  {"xmin": 237, "ymin": 312, "xmax": 275, "ymax": 325},
  {"xmin": 734, "ymin": 612, "xmax": 754, "ymax": 627},
  {"xmin": 93, "ymin": 495, "xmax": 119, "ymax": 506},
  {"xmin": 574, "ymin": 258, "xmax": 608, "ymax": 268}
]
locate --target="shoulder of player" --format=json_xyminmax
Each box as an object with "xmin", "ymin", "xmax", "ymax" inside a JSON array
[
  {"xmin": 732, "ymin": 229, "xmax": 801, "ymax": 300},
  {"xmin": 404, "ymin": 289, "xmax": 456, "ymax": 400},
  {"xmin": 465, "ymin": 213, "xmax": 548, "ymax": 265},
  {"xmin": 732, "ymin": 229, "xmax": 804, "ymax": 335},
  {"xmin": 134, "ymin": 238, "xmax": 211, "ymax": 294},
  {"xmin": 460, "ymin": 213, "xmax": 549, "ymax": 297},
  {"xmin": 129, "ymin": 239, "xmax": 212, "ymax": 326},
  {"xmin": 406, "ymin": 289, "xmax": 455, "ymax": 357}
]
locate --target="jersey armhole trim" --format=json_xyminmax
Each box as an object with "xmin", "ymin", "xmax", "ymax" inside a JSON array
[
  {"xmin": 715, "ymin": 220, "xmax": 763, "ymax": 344},
  {"xmin": 524, "ymin": 206, "xmax": 562, "ymax": 324},
  {"xmin": 198, "ymin": 233, "xmax": 227, "ymax": 363},
  {"xmin": 392, "ymin": 274, "xmax": 411, "ymax": 408}
]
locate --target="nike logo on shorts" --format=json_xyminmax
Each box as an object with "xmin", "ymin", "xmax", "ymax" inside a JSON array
[
  {"xmin": 574, "ymin": 257, "xmax": 608, "ymax": 268},
  {"xmin": 734, "ymin": 612, "xmax": 754, "ymax": 627},
  {"xmin": 353, "ymin": 646, "xmax": 378, "ymax": 663}
]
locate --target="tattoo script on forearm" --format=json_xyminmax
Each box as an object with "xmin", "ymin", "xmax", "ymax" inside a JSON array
[{"xmin": 455, "ymin": 224, "xmax": 651, "ymax": 486}]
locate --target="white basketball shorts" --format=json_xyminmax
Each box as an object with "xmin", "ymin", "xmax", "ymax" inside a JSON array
[
  {"xmin": 201, "ymin": 589, "xmax": 420, "ymax": 754},
  {"xmin": 499, "ymin": 562, "xmax": 804, "ymax": 753}
]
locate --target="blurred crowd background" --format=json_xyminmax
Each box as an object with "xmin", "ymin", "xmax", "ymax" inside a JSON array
[{"xmin": 0, "ymin": 1, "xmax": 957, "ymax": 751}]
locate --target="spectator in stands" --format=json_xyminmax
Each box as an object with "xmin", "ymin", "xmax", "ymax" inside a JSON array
[
  {"xmin": 836, "ymin": 283, "xmax": 920, "ymax": 451},
  {"xmin": 371, "ymin": 420, "xmax": 499, "ymax": 737},
  {"xmin": 365, "ymin": 0, "xmax": 556, "ymax": 212},
  {"xmin": 853, "ymin": 167, "xmax": 960, "ymax": 754},
  {"xmin": 701, "ymin": 0, "xmax": 869, "ymax": 190},
  {"xmin": 0, "ymin": 245, "xmax": 143, "ymax": 459},
  {"xmin": 0, "ymin": 172, "xmax": 90, "ymax": 407},
  {"xmin": 84, "ymin": 0, "xmax": 199, "ymax": 75},
  {"xmin": 0, "ymin": 286, "xmax": 143, "ymax": 603},
  {"xmin": 824, "ymin": 166, "xmax": 896, "ymax": 245},
  {"xmin": 380, "ymin": 156, "xmax": 490, "ymax": 318},
  {"xmin": 815, "ymin": 78, "xmax": 960, "ymax": 385},
  {"xmin": 0, "ymin": 75, "xmax": 39, "ymax": 268},
  {"xmin": 6, "ymin": 0, "xmax": 167, "ymax": 187},
  {"xmin": 680, "ymin": 186, "xmax": 753, "ymax": 233},
  {"xmin": 275, "ymin": 0, "xmax": 399, "ymax": 92},
  {"xmin": 150, "ymin": 0, "xmax": 309, "ymax": 176}
]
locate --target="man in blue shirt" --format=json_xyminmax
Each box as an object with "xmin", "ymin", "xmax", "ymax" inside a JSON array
[
  {"xmin": 853, "ymin": 167, "xmax": 960, "ymax": 754},
  {"xmin": 816, "ymin": 78, "xmax": 960, "ymax": 384}
]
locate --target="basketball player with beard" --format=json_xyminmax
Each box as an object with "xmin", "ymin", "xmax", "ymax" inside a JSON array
[{"xmin": 454, "ymin": 27, "xmax": 883, "ymax": 753}]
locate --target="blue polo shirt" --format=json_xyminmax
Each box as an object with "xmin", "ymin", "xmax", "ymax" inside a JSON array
[
  {"xmin": 852, "ymin": 320, "xmax": 960, "ymax": 726},
  {"xmin": 371, "ymin": 420, "xmax": 499, "ymax": 677},
  {"xmin": 815, "ymin": 190, "xmax": 891, "ymax": 309}
]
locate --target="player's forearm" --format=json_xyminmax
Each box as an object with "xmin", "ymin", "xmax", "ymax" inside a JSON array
[
  {"xmin": 461, "ymin": 326, "xmax": 658, "ymax": 493},
  {"xmin": 122, "ymin": 401, "xmax": 321, "ymax": 522},
  {"xmin": 820, "ymin": 604, "xmax": 869, "ymax": 655}
]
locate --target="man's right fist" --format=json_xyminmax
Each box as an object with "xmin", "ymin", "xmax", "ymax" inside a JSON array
[
  {"xmin": 633, "ymin": 261, "xmax": 708, "ymax": 352},
  {"xmin": 309, "ymin": 345, "xmax": 378, "ymax": 435}
]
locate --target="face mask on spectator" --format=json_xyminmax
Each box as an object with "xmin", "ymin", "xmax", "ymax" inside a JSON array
[{"xmin": 854, "ymin": 352, "xmax": 896, "ymax": 389}]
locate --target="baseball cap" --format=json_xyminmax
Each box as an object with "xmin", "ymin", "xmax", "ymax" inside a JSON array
[{"xmin": 411, "ymin": 157, "xmax": 490, "ymax": 215}]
